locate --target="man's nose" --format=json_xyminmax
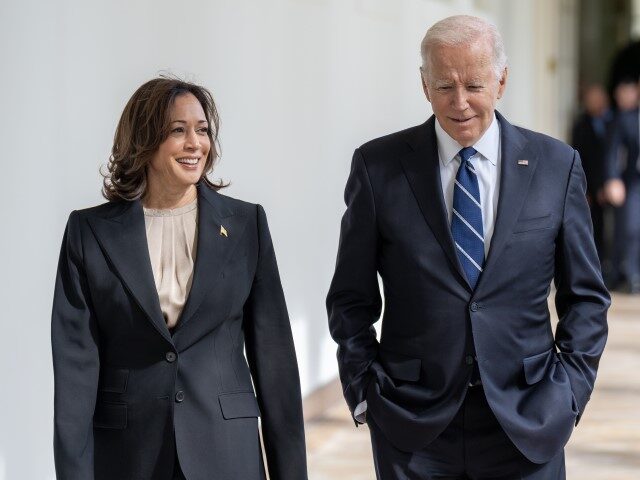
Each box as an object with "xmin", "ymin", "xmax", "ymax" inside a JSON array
[{"xmin": 451, "ymin": 87, "xmax": 469, "ymax": 111}]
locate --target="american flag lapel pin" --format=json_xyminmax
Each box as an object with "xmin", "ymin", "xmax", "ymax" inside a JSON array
[
  {"xmin": 518, "ymin": 159, "xmax": 529, "ymax": 166},
  {"xmin": 220, "ymin": 225, "xmax": 228, "ymax": 237}
]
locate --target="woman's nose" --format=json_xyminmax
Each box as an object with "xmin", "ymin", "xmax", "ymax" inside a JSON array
[{"xmin": 184, "ymin": 129, "xmax": 200, "ymax": 150}]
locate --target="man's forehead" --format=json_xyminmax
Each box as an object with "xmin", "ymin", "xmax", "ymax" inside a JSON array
[
  {"xmin": 429, "ymin": 60, "xmax": 494, "ymax": 81},
  {"xmin": 428, "ymin": 45, "xmax": 494, "ymax": 76},
  {"xmin": 431, "ymin": 74, "xmax": 486, "ymax": 85},
  {"xmin": 430, "ymin": 39, "xmax": 492, "ymax": 60}
]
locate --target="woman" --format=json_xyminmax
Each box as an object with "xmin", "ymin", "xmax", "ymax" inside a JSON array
[{"xmin": 51, "ymin": 78, "xmax": 307, "ymax": 480}]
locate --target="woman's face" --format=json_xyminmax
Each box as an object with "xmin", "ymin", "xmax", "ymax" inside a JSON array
[{"xmin": 147, "ymin": 93, "xmax": 211, "ymax": 190}]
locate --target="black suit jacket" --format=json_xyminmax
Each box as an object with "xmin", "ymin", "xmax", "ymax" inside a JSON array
[
  {"xmin": 327, "ymin": 112, "xmax": 609, "ymax": 464},
  {"xmin": 52, "ymin": 183, "xmax": 307, "ymax": 480}
]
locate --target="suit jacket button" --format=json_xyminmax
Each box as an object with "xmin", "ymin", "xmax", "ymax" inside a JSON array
[
  {"xmin": 175, "ymin": 391, "xmax": 185, "ymax": 403},
  {"xmin": 470, "ymin": 302, "xmax": 479, "ymax": 312},
  {"xmin": 166, "ymin": 352, "xmax": 177, "ymax": 363},
  {"xmin": 465, "ymin": 355, "xmax": 474, "ymax": 365}
]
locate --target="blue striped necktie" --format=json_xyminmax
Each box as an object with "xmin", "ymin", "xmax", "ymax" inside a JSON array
[{"xmin": 451, "ymin": 147, "xmax": 484, "ymax": 289}]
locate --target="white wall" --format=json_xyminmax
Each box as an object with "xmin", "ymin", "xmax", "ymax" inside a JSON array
[{"xmin": 0, "ymin": 0, "xmax": 572, "ymax": 478}]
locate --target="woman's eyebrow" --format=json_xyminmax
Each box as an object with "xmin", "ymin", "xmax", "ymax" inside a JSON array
[{"xmin": 170, "ymin": 119, "xmax": 208, "ymax": 124}]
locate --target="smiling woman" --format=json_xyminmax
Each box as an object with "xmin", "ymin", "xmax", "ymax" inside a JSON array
[
  {"xmin": 51, "ymin": 77, "xmax": 308, "ymax": 480},
  {"xmin": 144, "ymin": 94, "xmax": 213, "ymax": 208},
  {"xmin": 102, "ymin": 78, "xmax": 224, "ymax": 204}
]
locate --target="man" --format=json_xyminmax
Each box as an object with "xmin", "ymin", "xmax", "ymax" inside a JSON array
[
  {"xmin": 605, "ymin": 78, "xmax": 640, "ymax": 293},
  {"xmin": 571, "ymin": 84, "xmax": 612, "ymax": 261},
  {"xmin": 327, "ymin": 15, "xmax": 609, "ymax": 479}
]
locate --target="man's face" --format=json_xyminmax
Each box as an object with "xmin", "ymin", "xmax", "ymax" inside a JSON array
[
  {"xmin": 583, "ymin": 86, "xmax": 608, "ymax": 117},
  {"xmin": 614, "ymin": 82, "xmax": 639, "ymax": 112},
  {"xmin": 422, "ymin": 40, "xmax": 507, "ymax": 147}
]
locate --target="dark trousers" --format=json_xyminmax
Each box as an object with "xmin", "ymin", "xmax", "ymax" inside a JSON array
[
  {"xmin": 622, "ymin": 183, "xmax": 640, "ymax": 285},
  {"xmin": 367, "ymin": 386, "xmax": 565, "ymax": 480}
]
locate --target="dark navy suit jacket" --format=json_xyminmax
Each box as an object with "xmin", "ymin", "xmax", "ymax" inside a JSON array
[
  {"xmin": 52, "ymin": 183, "xmax": 307, "ymax": 480},
  {"xmin": 606, "ymin": 108, "xmax": 640, "ymax": 184},
  {"xmin": 327, "ymin": 112, "xmax": 609, "ymax": 464}
]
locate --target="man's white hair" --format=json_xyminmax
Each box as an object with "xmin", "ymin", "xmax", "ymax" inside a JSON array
[{"xmin": 420, "ymin": 15, "xmax": 507, "ymax": 81}]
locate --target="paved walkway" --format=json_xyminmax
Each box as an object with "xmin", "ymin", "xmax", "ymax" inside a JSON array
[{"xmin": 306, "ymin": 293, "xmax": 640, "ymax": 479}]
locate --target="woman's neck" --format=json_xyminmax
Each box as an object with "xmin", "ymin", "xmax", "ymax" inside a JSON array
[{"xmin": 142, "ymin": 183, "xmax": 197, "ymax": 210}]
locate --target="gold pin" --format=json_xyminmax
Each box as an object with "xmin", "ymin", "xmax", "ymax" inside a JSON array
[
  {"xmin": 518, "ymin": 159, "xmax": 529, "ymax": 166},
  {"xmin": 220, "ymin": 225, "xmax": 228, "ymax": 237}
]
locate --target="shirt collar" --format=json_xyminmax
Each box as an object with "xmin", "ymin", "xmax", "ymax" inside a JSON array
[{"xmin": 435, "ymin": 113, "xmax": 500, "ymax": 166}]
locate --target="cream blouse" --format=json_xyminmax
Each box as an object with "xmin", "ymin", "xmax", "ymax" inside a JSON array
[{"xmin": 143, "ymin": 198, "xmax": 198, "ymax": 329}]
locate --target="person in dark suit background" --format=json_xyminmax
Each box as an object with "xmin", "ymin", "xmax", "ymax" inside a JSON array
[
  {"xmin": 613, "ymin": 78, "xmax": 640, "ymax": 113},
  {"xmin": 602, "ymin": 78, "xmax": 639, "ymax": 289},
  {"xmin": 52, "ymin": 78, "xmax": 307, "ymax": 480},
  {"xmin": 570, "ymin": 84, "xmax": 612, "ymax": 262},
  {"xmin": 327, "ymin": 15, "xmax": 609, "ymax": 480},
  {"xmin": 605, "ymin": 78, "xmax": 640, "ymax": 293}
]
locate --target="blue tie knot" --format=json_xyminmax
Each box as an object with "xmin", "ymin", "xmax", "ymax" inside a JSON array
[{"xmin": 458, "ymin": 147, "xmax": 477, "ymax": 164}]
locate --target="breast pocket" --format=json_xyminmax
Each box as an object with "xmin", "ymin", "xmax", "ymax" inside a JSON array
[{"xmin": 512, "ymin": 214, "xmax": 553, "ymax": 234}]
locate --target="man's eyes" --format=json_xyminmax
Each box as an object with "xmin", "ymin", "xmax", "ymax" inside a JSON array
[{"xmin": 436, "ymin": 85, "xmax": 483, "ymax": 91}]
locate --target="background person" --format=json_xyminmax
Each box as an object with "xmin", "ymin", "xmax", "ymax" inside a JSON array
[
  {"xmin": 613, "ymin": 78, "xmax": 640, "ymax": 112},
  {"xmin": 605, "ymin": 78, "xmax": 640, "ymax": 293},
  {"xmin": 571, "ymin": 83, "xmax": 612, "ymax": 261}
]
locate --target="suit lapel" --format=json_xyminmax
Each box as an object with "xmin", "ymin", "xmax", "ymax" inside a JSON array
[
  {"xmin": 477, "ymin": 112, "xmax": 538, "ymax": 291},
  {"xmin": 87, "ymin": 200, "xmax": 172, "ymax": 343},
  {"xmin": 172, "ymin": 184, "xmax": 249, "ymax": 333},
  {"xmin": 400, "ymin": 117, "xmax": 471, "ymax": 291}
]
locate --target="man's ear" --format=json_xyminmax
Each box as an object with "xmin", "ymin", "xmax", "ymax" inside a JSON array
[
  {"xmin": 497, "ymin": 67, "xmax": 508, "ymax": 99},
  {"xmin": 420, "ymin": 68, "xmax": 431, "ymax": 102}
]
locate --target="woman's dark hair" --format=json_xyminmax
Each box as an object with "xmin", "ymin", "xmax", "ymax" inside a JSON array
[{"xmin": 102, "ymin": 76, "xmax": 226, "ymax": 201}]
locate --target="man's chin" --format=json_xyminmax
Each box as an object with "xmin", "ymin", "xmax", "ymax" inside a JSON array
[
  {"xmin": 447, "ymin": 128, "xmax": 479, "ymax": 147},
  {"xmin": 435, "ymin": 116, "xmax": 481, "ymax": 146}
]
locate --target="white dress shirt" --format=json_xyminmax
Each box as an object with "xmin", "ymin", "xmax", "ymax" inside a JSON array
[
  {"xmin": 436, "ymin": 113, "xmax": 502, "ymax": 257},
  {"xmin": 354, "ymin": 113, "xmax": 502, "ymax": 424}
]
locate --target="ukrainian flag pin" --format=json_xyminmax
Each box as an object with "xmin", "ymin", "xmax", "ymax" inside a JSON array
[{"xmin": 220, "ymin": 225, "xmax": 228, "ymax": 237}]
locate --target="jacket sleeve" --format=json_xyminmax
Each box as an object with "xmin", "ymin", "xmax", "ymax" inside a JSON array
[
  {"xmin": 604, "ymin": 115, "xmax": 624, "ymax": 181},
  {"xmin": 243, "ymin": 205, "xmax": 308, "ymax": 480},
  {"xmin": 554, "ymin": 151, "xmax": 610, "ymax": 425},
  {"xmin": 326, "ymin": 149, "xmax": 382, "ymax": 417},
  {"xmin": 51, "ymin": 211, "xmax": 100, "ymax": 480}
]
